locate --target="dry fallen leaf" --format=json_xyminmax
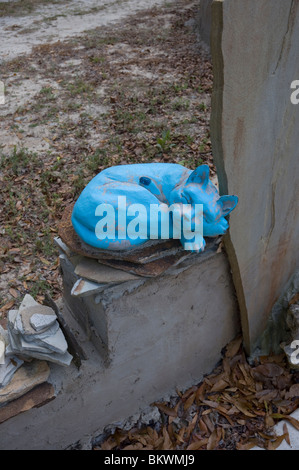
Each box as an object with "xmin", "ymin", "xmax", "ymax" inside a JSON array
[
  {"xmin": 153, "ymin": 402, "xmax": 177, "ymax": 418},
  {"xmin": 225, "ymin": 336, "xmax": 243, "ymax": 358}
]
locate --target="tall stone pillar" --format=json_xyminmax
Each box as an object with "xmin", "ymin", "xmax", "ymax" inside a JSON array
[{"xmin": 210, "ymin": 0, "xmax": 299, "ymax": 353}]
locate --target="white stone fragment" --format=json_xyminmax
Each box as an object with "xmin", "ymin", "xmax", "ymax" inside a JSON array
[
  {"xmin": 71, "ymin": 278, "xmax": 107, "ymax": 298},
  {"xmin": 54, "ymin": 236, "xmax": 73, "ymax": 257}
]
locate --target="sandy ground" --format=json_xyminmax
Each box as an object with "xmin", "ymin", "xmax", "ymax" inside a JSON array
[
  {"xmin": 0, "ymin": 0, "xmax": 213, "ymax": 309},
  {"xmin": 0, "ymin": 0, "xmax": 179, "ymax": 62}
]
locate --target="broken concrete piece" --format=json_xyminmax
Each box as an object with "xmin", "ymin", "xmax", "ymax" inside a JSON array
[
  {"xmin": 0, "ymin": 356, "xmax": 24, "ymax": 388},
  {"xmin": 0, "ymin": 360, "xmax": 50, "ymax": 404},
  {"xmin": 30, "ymin": 313, "xmax": 57, "ymax": 332},
  {"xmin": 71, "ymin": 278, "xmax": 107, "ymax": 298},
  {"xmin": 75, "ymin": 257, "xmax": 140, "ymax": 284}
]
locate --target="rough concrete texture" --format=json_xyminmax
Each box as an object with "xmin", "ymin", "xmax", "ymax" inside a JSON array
[
  {"xmin": 0, "ymin": 250, "xmax": 239, "ymax": 449},
  {"xmin": 210, "ymin": 0, "xmax": 299, "ymax": 354}
]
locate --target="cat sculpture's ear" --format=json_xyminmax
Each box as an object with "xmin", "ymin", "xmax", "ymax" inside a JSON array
[
  {"xmin": 186, "ymin": 164, "xmax": 210, "ymax": 188},
  {"xmin": 139, "ymin": 176, "xmax": 165, "ymax": 202},
  {"xmin": 219, "ymin": 195, "xmax": 238, "ymax": 216}
]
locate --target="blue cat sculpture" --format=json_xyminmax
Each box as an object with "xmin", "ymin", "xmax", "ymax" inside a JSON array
[{"xmin": 71, "ymin": 163, "xmax": 238, "ymax": 252}]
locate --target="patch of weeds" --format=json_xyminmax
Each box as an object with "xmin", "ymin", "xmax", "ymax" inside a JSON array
[
  {"xmin": 42, "ymin": 13, "xmax": 67, "ymax": 23},
  {"xmin": 39, "ymin": 86, "xmax": 56, "ymax": 100},
  {"xmin": 171, "ymin": 82, "xmax": 189, "ymax": 94},
  {"xmin": 156, "ymin": 129, "xmax": 175, "ymax": 154},
  {"xmin": 86, "ymin": 148, "xmax": 110, "ymax": 172},
  {"xmin": 65, "ymin": 78, "xmax": 96, "ymax": 98},
  {"xmin": 29, "ymin": 279, "xmax": 54, "ymax": 299},
  {"xmin": 172, "ymin": 98, "xmax": 190, "ymax": 111},
  {"xmin": 71, "ymin": 171, "xmax": 88, "ymax": 198},
  {"xmin": 34, "ymin": 229, "xmax": 55, "ymax": 257},
  {"xmin": 199, "ymin": 136, "xmax": 210, "ymax": 152},
  {"xmin": 88, "ymin": 56, "xmax": 106, "ymax": 64},
  {"xmin": 0, "ymin": 146, "xmax": 38, "ymax": 176}
]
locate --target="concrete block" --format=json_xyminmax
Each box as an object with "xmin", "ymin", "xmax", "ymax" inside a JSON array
[{"xmin": 211, "ymin": 0, "xmax": 299, "ymax": 353}]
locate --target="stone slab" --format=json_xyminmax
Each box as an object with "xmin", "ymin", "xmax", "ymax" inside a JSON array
[
  {"xmin": 0, "ymin": 360, "xmax": 50, "ymax": 404},
  {"xmin": 30, "ymin": 313, "xmax": 57, "ymax": 332},
  {"xmin": 75, "ymin": 257, "xmax": 140, "ymax": 284},
  {"xmin": 211, "ymin": 0, "xmax": 299, "ymax": 353},
  {"xmin": 0, "ymin": 382, "xmax": 55, "ymax": 425},
  {"xmin": 57, "ymin": 205, "xmax": 192, "ymax": 277}
]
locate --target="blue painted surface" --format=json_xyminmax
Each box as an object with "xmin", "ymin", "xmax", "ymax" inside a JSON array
[{"xmin": 72, "ymin": 163, "xmax": 238, "ymax": 252}]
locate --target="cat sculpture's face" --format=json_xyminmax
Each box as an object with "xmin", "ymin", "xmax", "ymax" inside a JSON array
[{"xmin": 168, "ymin": 165, "xmax": 238, "ymax": 238}]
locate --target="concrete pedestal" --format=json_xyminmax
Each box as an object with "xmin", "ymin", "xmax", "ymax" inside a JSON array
[{"xmin": 0, "ymin": 244, "xmax": 239, "ymax": 449}]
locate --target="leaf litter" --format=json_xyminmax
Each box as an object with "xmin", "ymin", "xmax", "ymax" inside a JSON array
[{"xmin": 95, "ymin": 336, "xmax": 299, "ymax": 451}]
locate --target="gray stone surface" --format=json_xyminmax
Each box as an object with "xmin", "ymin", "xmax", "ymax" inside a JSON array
[
  {"xmin": 211, "ymin": 0, "xmax": 299, "ymax": 353},
  {"xmin": 75, "ymin": 257, "xmax": 141, "ymax": 284},
  {"xmin": 18, "ymin": 305, "xmax": 57, "ymax": 336},
  {"xmin": 30, "ymin": 313, "xmax": 57, "ymax": 332}
]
